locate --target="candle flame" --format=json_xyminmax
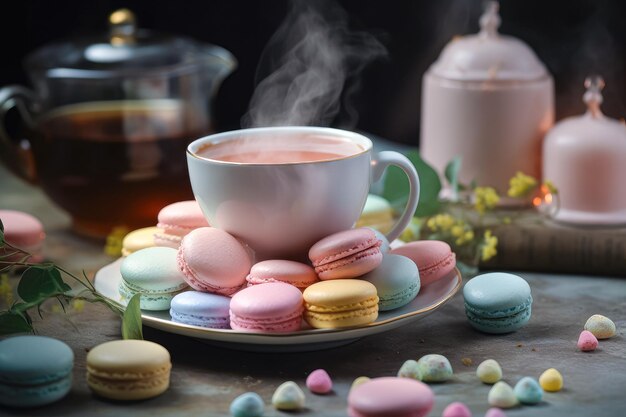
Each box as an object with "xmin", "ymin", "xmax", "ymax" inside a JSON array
[{"xmin": 532, "ymin": 197, "xmax": 542, "ymax": 207}]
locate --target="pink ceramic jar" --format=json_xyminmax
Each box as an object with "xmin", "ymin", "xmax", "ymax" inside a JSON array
[
  {"xmin": 421, "ymin": 1, "xmax": 554, "ymax": 204},
  {"xmin": 543, "ymin": 76, "xmax": 626, "ymax": 225}
]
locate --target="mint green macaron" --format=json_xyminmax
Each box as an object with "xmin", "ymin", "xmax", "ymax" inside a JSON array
[
  {"xmin": 463, "ymin": 272, "xmax": 532, "ymax": 334},
  {"xmin": 120, "ymin": 247, "xmax": 188, "ymax": 311}
]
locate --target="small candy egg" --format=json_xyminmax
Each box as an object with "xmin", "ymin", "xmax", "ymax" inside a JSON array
[
  {"xmin": 442, "ymin": 401, "xmax": 472, "ymax": 417},
  {"xmin": 539, "ymin": 368, "xmax": 563, "ymax": 392},
  {"xmin": 306, "ymin": 369, "xmax": 332, "ymax": 394},
  {"xmin": 476, "ymin": 359, "xmax": 502, "ymax": 384},
  {"xmin": 513, "ymin": 377, "xmax": 543, "ymax": 405},
  {"xmin": 272, "ymin": 381, "xmax": 305, "ymax": 410},
  {"xmin": 397, "ymin": 359, "xmax": 421, "ymax": 380},
  {"xmin": 577, "ymin": 330, "xmax": 598, "ymax": 352},
  {"xmin": 417, "ymin": 354, "xmax": 453, "ymax": 382},
  {"xmin": 488, "ymin": 381, "xmax": 518, "ymax": 408},
  {"xmin": 230, "ymin": 392, "xmax": 264, "ymax": 417},
  {"xmin": 485, "ymin": 408, "xmax": 507, "ymax": 417},
  {"xmin": 584, "ymin": 314, "xmax": 616, "ymax": 339},
  {"xmin": 351, "ymin": 376, "xmax": 370, "ymax": 392}
]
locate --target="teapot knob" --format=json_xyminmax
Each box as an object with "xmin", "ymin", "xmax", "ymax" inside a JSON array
[
  {"xmin": 479, "ymin": 1, "xmax": 501, "ymax": 38},
  {"xmin": 109, "ymin": 9, "xmax": 137, "ymax": 46},
  {"xmin": 583, "ymin": 75, "xmax": 605, "ymax": 119}
]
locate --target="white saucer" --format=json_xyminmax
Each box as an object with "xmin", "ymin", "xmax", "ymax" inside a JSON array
[{"xmin": 94, "ymin": 259, "xmax": 462, "ymax": 352}]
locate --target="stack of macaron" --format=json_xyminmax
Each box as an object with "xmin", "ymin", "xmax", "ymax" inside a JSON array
[{"xmin": 116, "ymin": 199, "xmax": 457, "ymax": 333}]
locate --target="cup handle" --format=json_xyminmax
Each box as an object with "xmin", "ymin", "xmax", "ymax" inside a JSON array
[
  {"xmin": 371, "ymin": 151, "xmax": 420, "ymax": 243},
  {"xmin": 0, "ymin": 85, "xmax": 38, "ymax": 181}
]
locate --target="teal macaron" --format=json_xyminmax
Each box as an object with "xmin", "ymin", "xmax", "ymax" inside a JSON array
[
  {"xmin": 0, "ymin": 335, "xmax": 74, "ymax": 408},
  {"xmin": 463, "ymin": 272, "xmax": 532, "ymax": 334},
  {"xmin": 360, "ymin": 254, "xmax": 420, "ymax": 311},
  {"xmin": 120, "ymin": 247, "xmax": 188, "ymax": 311}
]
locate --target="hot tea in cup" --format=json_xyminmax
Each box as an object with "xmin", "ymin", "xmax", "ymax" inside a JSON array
[{"xmin": 187, "ymin": 127, "xmax": 420, "ymax": 260}]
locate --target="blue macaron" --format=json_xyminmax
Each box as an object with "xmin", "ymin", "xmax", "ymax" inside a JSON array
[
  {"xmin": 463, "ymin": 272, "xmax": 532, "ymax": 334},
  {"xmin": 359, "ymin": 254, "xmax": 420, "ymax": 311},
  {"xmin": 0, "ymin": 335, "xmax": 74, "ymax": 408},
  {"xmin": 170, "ymin": 290, "xmax": 232, "ymax": 329},
  {"xmin": 120, "ymin": 247, "xmax": 188, "ymax": 311}
]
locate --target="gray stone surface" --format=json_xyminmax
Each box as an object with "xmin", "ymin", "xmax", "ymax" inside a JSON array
[{"xmin": 1, "ymin": 165, "xmax": 625, "ymax": 416}]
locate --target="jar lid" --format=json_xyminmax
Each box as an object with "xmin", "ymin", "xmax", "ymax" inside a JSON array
[
  {"xmin": 547, "ymin": 76, "xmax": 626, "ymax": 143},
  {"xmin": 25, "ymin": 9, "xmax": 235, "ymax": 78},
  {"xmin": 429, "ymin": 2, "xmax": 548, "ymax": 81}
]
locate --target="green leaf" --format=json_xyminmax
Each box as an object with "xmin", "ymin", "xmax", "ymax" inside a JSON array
[
  {"xmin": 0, "ymin": 218, "xmax": 4, "ymax": 244},
  {"xmin": 383, "ymin": 150, "xmax": 441, "ymax": 217},
  {"xmin": 0, "ymin": 312, "xmax": 32, "ymax": 335},
  {"xmin": 17, "ymin": 266, "xmax": 72, "ymax": 303},
  {"xmin": 444, "ymin": 156, "xmax": 462, "ymax": 198},
  {"xmin": 121, "ymin": 293, "xmax": 143, "ymax": 340}
]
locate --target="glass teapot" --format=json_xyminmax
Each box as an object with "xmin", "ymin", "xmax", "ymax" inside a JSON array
[{"xmin": 0, "ymin": 9, "xmax": 236, "ymax": 237}]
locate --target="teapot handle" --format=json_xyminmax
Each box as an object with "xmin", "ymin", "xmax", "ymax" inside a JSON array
[{"xmin": 0, "ymin": 85, "xmax": 38, "ymax": 181}]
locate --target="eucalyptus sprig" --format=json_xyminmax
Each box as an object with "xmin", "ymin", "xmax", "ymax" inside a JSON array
[{"xmin": 0, "ymin": 219, "xmax": 142, "ymax": 339}]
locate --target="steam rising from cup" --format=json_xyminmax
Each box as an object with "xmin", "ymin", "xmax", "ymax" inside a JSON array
[{"xmin": 242, "ymin": 0, "xmax": 387, "ymax": 128}]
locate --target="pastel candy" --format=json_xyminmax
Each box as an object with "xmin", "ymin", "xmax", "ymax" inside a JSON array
[
  {"xmin": 272, "ymin": 381, "xmax": 305, "ymax": 410},
  {"xmin": 488, "ymin": 381, "xmax": 518, "ymax": 408},
  {"xmin": 443, "ymin": 402, "xmax": 472, "ymax": 417},
  {"xmin": 306, "ymin": 369, "xmax": 332, "ymax": 394},
  {"xmin": 230, "ymin": 392, "xmax": 265, "ymax": 417},
  {"xmin": 539, "ymin": 368, "xmax": 563, "ymax": 392},
  {"xmin": 398, "ymin": 359, "xmax": 421, "ymax": 380},
  {"xmin": 485, "ymin": 408, "xmax": 508, "ymax": 417},
  {"xmin": 514, "ymin": 377, "xmax": 543, "ymax": 405},
  {"xmin": 584, "ymin": 314, "xmax": 616, "ymax": 339},
  {"xmin": 578, "ymin": 330, "xmax": 598, "ymax": 351},
  {"xmin": 351, "ymin": 376, "xmax": 370, "ymax": 392},
  {"xmin": 476, "ymin": 359, "xmax": 503, "ymax": 384},
  {"xmin": 417, "ymin": 354, "xmax": 453, "ymax": 382}
]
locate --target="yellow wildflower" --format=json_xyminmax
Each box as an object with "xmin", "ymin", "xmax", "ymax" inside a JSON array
[
  {"xmin": 72, "ymin": 299, "xmax": 85, "ymax": 312},
  {"xmin": 104, "ymin": 226, "xmax": 129, "ymax": 257},
  {"xmin": 481, "ymin": 230, "xmax": 498, "ymax": 261},
  {"xmin": 426, "ymin": 214, "xmax": 455, "ymax": 232},
  {"xmin": 0, "ymin": 274, "xmax": 13, "ymax": 306},
  {"xmin": 455, "ymin": 229, "xmax": 475, "ymax": 246},
  {"xmin": 474, "ymin": 187, "xmax": 500, "ymax": 214},
  {"xmin": 542, "ymin": 180, "xmax": 558, "ymax": 195},
  {"xmin": 508, "ymin": 171, "xmax": 538, "ymax": 198},
  {"xmin": 400, "ymin": 217, "xmax": 421, "ymax": 241},
  {"xmin": 451, "ymin": 225, "xmax": 464, "ymax": 238}
]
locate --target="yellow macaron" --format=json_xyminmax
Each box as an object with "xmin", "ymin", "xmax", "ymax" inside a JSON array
[
  {"xmin": 303, "ymin": 279, "xmax": 379, "ymax": 329},
  {"xmin": 86, "ymin": 340, "xmax": 171, "ymax": 401},
  {"xmin": 121, "ymin": 227, "xmax": 159, "ymax": 256}
]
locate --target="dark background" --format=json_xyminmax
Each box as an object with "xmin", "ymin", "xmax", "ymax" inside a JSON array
[{"xmin": 1, "ymin": 0, "xmax": 624, "ymax": 145}]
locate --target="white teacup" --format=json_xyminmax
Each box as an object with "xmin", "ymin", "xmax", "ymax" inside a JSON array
[{"xmin": 187, "ymin": 126, "xmax": 419, "ymax": 259}]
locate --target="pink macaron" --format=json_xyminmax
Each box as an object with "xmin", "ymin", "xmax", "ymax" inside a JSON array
[
  {"xmin": 348, "ymin": 377, "xmax": 434, "ymax": 417},
  {"xmin": 390, "ymin": 240, "xmax": 456, "ymax": 286},
  {"xmin": 229, "ymin": 282, "xmax": 304, "ymax": 332},
  {"xmin": 246, "ymin": 260, "xmax": 319, "ymax": 290},
  {"xmin": 0, "ymin": 210, "xmax": 45, "ymax": 262},
  {"xmin": 309, "ymin": 228, "xmax": 382, "ymax": 280},
  {"xmin": 154, "ymin": 200, "xmax": 209, "ymax": 248},
  {"xmin": 177, "ymin": 227, "xmax": 251, "ymax": 296}
]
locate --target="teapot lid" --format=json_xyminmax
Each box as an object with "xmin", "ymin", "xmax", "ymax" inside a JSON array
[
  {"xmin": 429, "ymin": 2, "xmax": 548, "ymax": 81},
  {"xmin": 25, "ymin": 9, "xmax": 235, "ymax": 78}
]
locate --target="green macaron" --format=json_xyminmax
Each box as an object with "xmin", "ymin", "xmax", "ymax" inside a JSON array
[{"xmin": 119, "ymin": 247, "xmax": 188, "ymax": 311}]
